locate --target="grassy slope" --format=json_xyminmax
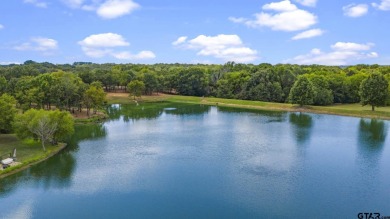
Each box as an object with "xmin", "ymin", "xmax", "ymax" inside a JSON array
[
  {"xmin": 107, "ymin": 92, "xmax": 390, "ymax": 120},
  {"xmin": 0, "ymin": 134, "xmax": 65, "ymax": 176}
]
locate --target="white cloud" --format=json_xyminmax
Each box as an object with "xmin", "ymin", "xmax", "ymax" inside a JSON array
[
  {"xmin": 173, "ymin": 34, "xmax": 258, "ymax": 63},
  {"xmin": 24, "ymin": 0, "xmax": 48, "ymax": 8},
  {"xmin": 0, "ymin": 24, "xmax": 3, "ymax": 29},
  {"xmin": 372, "ymin": 0, "xmax": 390, "ymax": 10},
  {"xmin": 343, "ymin": 4, "xmax": 368, "ymax": 17},
  {"xmin": 286, "ymin": 42, "xmax": 378, "ymax": 65},
  {"xmin": 14, "ymin": 37, "xmax": 58, "ymax": 53},
  {"xmin": 230, "ymin": 0, "xmax": 317, "ymax": 32},
  {"xmin": 62, "ymin": 0, "xmax": 139, "ymax": 19},
  {"xmin": 292, "ymin": 28, "xmax": 324, "ymax": 40},
  {"xmin": 79, "ymin": 33, "xmax": 155, "ymax": 60},
  {"xmin": 331, "ymin": 42, "xmax": 373, "ymax": 51},
  {"xmin": 263, "ymin": 0, "xmax": 298, "ymax": 11},
  {"xmin": 112, "ymin": 51, "xmax": 156, "ymax": 60},
  {"xmin": 97, "ymin": 0, "xmax": 140, "ymax": 19},
  {"xmin": 172, "ymin": 36, "xmax": 188, "ymax": 46},
  {"xmin": 78, "ymin": 33, "xmax": 130, "ymax": 47},
  {"xmin": 294, "ymin": 0, "xmax": 317, "ymax": 7}
]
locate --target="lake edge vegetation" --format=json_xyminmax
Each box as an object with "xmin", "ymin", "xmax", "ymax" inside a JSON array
[{"xmin": 1, "ymin": 61, "xmax": 390, "ymax": 174}]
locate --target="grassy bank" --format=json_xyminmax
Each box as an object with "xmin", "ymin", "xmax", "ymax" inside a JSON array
[
  {"xmin": 0, "ymin": 134, "xmax": 66, "ymax": 178},
  {"xmin": 107, "ymin": 92, "xmax": 390, "ymax": 120}
]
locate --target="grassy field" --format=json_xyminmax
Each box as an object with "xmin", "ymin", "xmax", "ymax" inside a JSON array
[
  {"xmin": 0, "ymin": 134, "xmax": 65, "ymax": 177},
  {"xmin": 107, "ymin": 92, "xmax": 390, "ymax": 120}
]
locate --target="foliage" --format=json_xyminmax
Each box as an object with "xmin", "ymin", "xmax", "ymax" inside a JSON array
[
  {"xmin": 0, "ymin": 76, "xmax": 7, "ymax": 95},
  {"xmin": 83, "ymin": 81, "xmax": 106, "ymax": 115},
  {"xmin": 289, "ymin": 76, "xmax": 315, "ymax": 106},
  {"xmin": 0, "ymin": 94, "xmax": 17, "ymax": 133},
  {"xmin": 177, "ymin": 68, "xmax": 208, "ymax": 96},
  {"xmin": 13, "ymin": 109, "xmax": 74, "ymax": 151},
  {"xmin": 1, "ymin": 61, "xmax": 390, "ymax": 109},
  {"xmin": 127, "ymin": 80, "xmax": 145, "ymax": 100},
  {"xmin": 360, "ymin": 73, "xmax": 389, "ymax": 111},
  {"xmin": 240, "ymin": 70, "xmax": 284, "ymax": 102},
  {"xmin": 306, "ymin": 74, "xmax": 333, "ymax": 106}
]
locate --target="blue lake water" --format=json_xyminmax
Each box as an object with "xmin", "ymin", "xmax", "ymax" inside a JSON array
[{"xmin": 1, "ymin": 103, "xmax": 390, "ymax": 218}]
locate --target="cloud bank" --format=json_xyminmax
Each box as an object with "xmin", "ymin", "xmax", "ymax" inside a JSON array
[
  {"xmin": 286, "ymin": 42, "xmax": 378, "ymax": 65},
  {"xmin": 173, "ymin": 34, "xmax": 258, "ymax": 63},
  {"xmin": 229, "ymin": 0, "xmax": 317, "ymax": 32},
  {"xmin": 78, "ymin": 33, "xmax": 155, "ymax": 60},
  {"xmin": 62, "ymin": 0, "xmax": 140, "ymax": 19}
]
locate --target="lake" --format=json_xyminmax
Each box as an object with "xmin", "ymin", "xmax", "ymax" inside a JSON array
[{"xmin": 1, "ymin": 103, "xmax": 390, "ymax": 218}]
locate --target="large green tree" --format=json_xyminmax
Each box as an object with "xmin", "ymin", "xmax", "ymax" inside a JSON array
[
  {"xmin": 289, "ymin": 76, "xmax": 315, "ymax": 107},
  {"xmin": 13, "ymin": 109, "xmax": 74, "ymax": 151},
  {"xmin": 127, "ymin": 80, "xmax": 145, "ymax": 100},
  {"xmin": 83, "ymin": 81, "xmax": 106, "ymax": 115},
  {"xmin": 51, "ymin": 71, "xmax": 85, "ymax": 111},
  {"xmin": 0, "ymin": 94, "xmax": 17, "ymax": 133},
  {"xmin": 359, "ymin": 73, "xmax": 389, "ymax": 111},
  {"xmin": 177, "ymin": 68, "xmax": 208, "ymax": 96},
  {"xmin": 306, "ymin": 74, "xmax": 333, "ymax": 106}
]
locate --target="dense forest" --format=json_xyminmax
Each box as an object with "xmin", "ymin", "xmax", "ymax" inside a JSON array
[{"xmin": 1, "ymin": 61, "xmax": 390, "ymax": 107}]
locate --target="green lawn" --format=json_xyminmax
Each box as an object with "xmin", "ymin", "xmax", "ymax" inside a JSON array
[{"xmin": 0, "ymin": 134, "xmax": 64, "ymax": 176}]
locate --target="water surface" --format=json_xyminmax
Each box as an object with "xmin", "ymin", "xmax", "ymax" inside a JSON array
[{"xmin": 1, "ymin": 103, "xmax": 389, "ymax": 218}]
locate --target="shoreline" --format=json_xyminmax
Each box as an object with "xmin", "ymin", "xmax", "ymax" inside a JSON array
[
  {"xmin": 107, "ymin": 93, "xmax": 390, "ymax": 121},
  {"xmin": 0, "ymin": 143, "xmax": 67, "ymax": 179},
  {"xmin": 201, "ymin": 101, "xmax": 390, "ymax": 120}
]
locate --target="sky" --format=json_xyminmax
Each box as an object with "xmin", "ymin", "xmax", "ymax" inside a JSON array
[{"xmin": 1, "ymin": 0, "xmax": 390, "ymax": 65}]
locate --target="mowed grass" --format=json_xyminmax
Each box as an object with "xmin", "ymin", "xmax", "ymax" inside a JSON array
[
  {"xmin": 313, "ymin": 104, "xmax": 390, "ymax": 119},
  {"xmin": 0, "ymin": 134, "xmax": 63, "ymax": 176},
  {"xmin": 106, "ymin": 93, "xmax": 390, "ymax": 120}
]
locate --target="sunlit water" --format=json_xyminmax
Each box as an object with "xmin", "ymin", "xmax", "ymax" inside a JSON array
[{"xmin": 1, "ymin": 103, "xmax": 390, "ymax": 218}]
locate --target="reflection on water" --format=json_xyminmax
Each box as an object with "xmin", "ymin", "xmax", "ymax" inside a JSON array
[
  {"xmin": 66, "ymin": 124, "xmax": 107, "ymax": 148},
  {"xmin": 217, "ymin": 106, "xmax": 286, "ymax": 123},
  {"xmin": 358, "ymin": 119, "xmax": 387, "ymax": 149},
  {"xmin": 356, "ymin": 119, "xmax": 388, "ymax": 194},
  {"xmin": 289, "ymin": 113, "xmax": 313, "ymax": 144},
  {"xmin": 1, "ymin": 103, "xmax": 390, "ymax": 218},
  {"xmin": 0, "ymin": 123, "xmax": 107, "ymax": 197},
  {"xmin": 106, "ymin": 102, "xmax": 211, "ymax": 122}
]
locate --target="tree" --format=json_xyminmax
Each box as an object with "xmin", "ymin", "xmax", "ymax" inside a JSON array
[
  {"xmin": 50, "ymin": 71, "xmax": 85, "ymax": 111},
  {"xmin": 127, "ymin": 80, "xmax": 145, "ymax": 100},
  {"xmin": 0, "ymin": 76, "xmax": 7, "ymax": 95},
  {"xmin": 0, "ymin": 94, "xmax": 17, "ymax": 133},
  {"xmin": 30, "ymin": 114, "xmax": 58, "ymax": 151},
  {"xmin": 306, "ymin": 74, "xmax": 333, "ymax": 106},
  {"xmin": 14, "ymin": 76, "xmax": 35, "ymax": 110},
  {"xmin": 240, "ymin": 70, "xmax": 284, "ymax": 102},
  {"xmin": 137, "ymin": 68, "xmax": 159, "ymax": 95},
  {"xmin": 346, "ymin": 72, "xmax": 367, "ymax": 103},
  {"xmin": 83, "ymin": 81, "xmax": 106, "ymax": 115},
  {"xmin": 177, "ymin": 68, "xmax": 208, "ymax": 96},
  {"xmin": 14, "ymin": 109, "xmax": 74, "ymax": 151},
  {"xmin": 359, "ymin": 73, "xmax": 389, "ymax": 111},
  {"xmin": 49, "ymin": 110, "xmax": 75, "ymax": 143},
  {"xmin": 289, "ymin": 76, "xmax": 315, "ymax": 107}
]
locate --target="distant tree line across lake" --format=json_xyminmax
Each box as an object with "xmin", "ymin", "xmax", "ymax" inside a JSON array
[{"xmin": 0, "ymin": 60, "xmax": 389, "ymax": 112}]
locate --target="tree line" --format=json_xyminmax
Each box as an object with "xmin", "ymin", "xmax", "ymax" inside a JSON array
[
  {"xmin": 2, "ymin": 61, "xmax": 389, "ymax": 105},
  {"xmin": 1, "ymin": 61, "xmax": 390, "ymax": 135}
]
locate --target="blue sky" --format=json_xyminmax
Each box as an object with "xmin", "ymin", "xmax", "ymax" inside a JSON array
[{"xmin": 1, "ymin": 0, "xmax": 390, "ymax": 65}]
